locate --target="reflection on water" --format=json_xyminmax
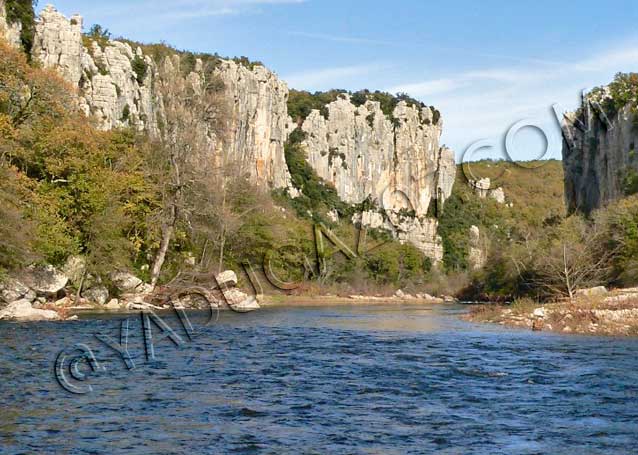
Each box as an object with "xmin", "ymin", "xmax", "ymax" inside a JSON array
[{"xmin": 1, "ymin": 303, "xmax": 637, "ymax": 454}]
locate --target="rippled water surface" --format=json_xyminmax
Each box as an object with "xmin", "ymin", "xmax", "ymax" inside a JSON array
[{"xmin": 1, "ymin": 303, "xmax": 638, "ymax": 454}]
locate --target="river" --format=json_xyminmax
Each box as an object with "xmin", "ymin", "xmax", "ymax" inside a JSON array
[{"xmin": 1, "ymin": 303, "xmax": 637, "ymax": 454}]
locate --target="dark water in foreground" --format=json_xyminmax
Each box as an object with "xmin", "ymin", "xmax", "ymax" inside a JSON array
[{"xmin": 1, "ymin": 304, "xmax": 638, "ymax": 454}]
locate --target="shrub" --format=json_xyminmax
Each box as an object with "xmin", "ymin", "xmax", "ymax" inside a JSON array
[
  {"xmin": 131, "ymin": 55, "xmax": 148, "ymax": 85},
  {"xmin": 281, "ymin": 129, "xmax": 348, "ymax": 223},
  {"xmin": 121, "ymin": 104, "xmax": 130, "ymax": 122},
  {"xmin": 86, "ymin": 24, "xmax": 111, "ymax": 50},
  {"xmin": 622, "ymin": 168, "xmax": 638, "ymax": 196}
]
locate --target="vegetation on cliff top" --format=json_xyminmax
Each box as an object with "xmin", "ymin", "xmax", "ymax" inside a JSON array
[
  {"xmin": 114, "ymin": 37, "xmax": 264, "ymax": 74},
  {"xmin": 288, "ymin": 88, "xmax": 440, "ymax": 125}
]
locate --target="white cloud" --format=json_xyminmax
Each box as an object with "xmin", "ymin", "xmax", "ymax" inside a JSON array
[{"xmin": 387, "ymin": 42, "xmax": 638, "ymax": 161}]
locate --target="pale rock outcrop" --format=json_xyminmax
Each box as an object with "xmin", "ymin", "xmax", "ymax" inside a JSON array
[
  {"xmin": 302, "ymin": 95, "xmax": 456, "ymax": 260},
  {"xmin": 217, "ymin": 60, "xmax": 293, "ymax": 189},
  {"xmin": 0, "ymin": 0, "xmax": 21, "ymax": 48},
  {"xmin": 0, "ymin": 300, "xmax": 61, "ymax": 322},
  {"xmin": 32, "ymin": 6, "xmax": 84, "ymax": 86},
  {"xmin": 437, "ymin": 147, "xmax": 456, "ymax": 207},
  {"xmin": 470, "ymin": 178, "xmax": 505, "ymax": 204},
  {"xmin": 327, "ymin": 209, "xmax": 339, "ymax": 223},
  {"xmin": 302, "ymin": 96, "xmax": 450, "ymax": 215},
  {"xmin": 32, "ymin": 6, "xmax": 161, "ymax": 133},
  {"xmin": 352, "ymin": 210, "xmax": 385, "ymax": 229},
  {"xmin": 490, "ymin": 187, "xmax": 506, "ymax": 204},
  {"xmin": 468, "ymin": 225, "xmax": 487, "ymax": 270}
]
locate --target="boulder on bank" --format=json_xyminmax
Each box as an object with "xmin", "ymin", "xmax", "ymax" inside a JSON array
[
  {"xmin": 111, "ymin": 271, "xmax": 145, "ymax": 293},
  {"xmin": 0, "ymin": 300, "xmax": 62, "ymax": 322},
  {"xmin": 0, "ymin": 278, "xmax": 35, "ymax": 304},
  {"xmin": 82, "ymin": 285, "xmax": 110, "ymax": 305},
  {"xmin": 104, "ymin": 299, "xmax": 122, "ymax": 310},
  {"xmin": 22, "ymin": 265, "xmax": 68, "ymax": 297},
  {"xmin": 216, "ymin": 270, "xmax": 238, "ymax": 288}
]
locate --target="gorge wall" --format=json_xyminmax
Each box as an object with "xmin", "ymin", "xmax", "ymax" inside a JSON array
[
  {"xmin": 300, "ymin": 95, "xmax": 455, "ymax": 260},
  {"xmin": 1, "ymin": 3, "xmax": 457, "ymax": 262},
  {"xmin": 563, "ymin": 90, "xmax": 638, "ymax": 214},
  {"xmin": 24, "ymin": 4, "xmax": 294, "ymax": 190}
]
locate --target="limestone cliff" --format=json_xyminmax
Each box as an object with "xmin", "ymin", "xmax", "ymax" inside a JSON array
[
  {"xmin": 2, "ymin": 3, "xmax": 457, "ymax": 262},
  {"xmin": 563, "ymin": 90, "xmax": 638, "ymax": 214},
  {"xmin": 300, "ymin": 95, "xmax": 456, "ymax": 260},
  {"xmin": 0, "ymin": 0, "xmax": 21, "ymax": 49},
  {"xmin": 24, "ymin": 5, "xmax": 293, "ymax": 190}
]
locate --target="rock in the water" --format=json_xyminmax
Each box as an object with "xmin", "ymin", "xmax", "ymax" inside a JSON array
[
  {"xmin": 216, "ymin": 270, "xmax": 238, "ymax": 288},
  {"xmin": 22, "ymin": 265, "xmax": 68, "ymax": 297},
  {"xmin": 111, "ymin": 271, "xmax": 144, "ymax": 293},
  {"xmin": 219, "ymin": 288, "xmax": 260, "ymax": 311},
  {"xmin": 83, "ymin": 286, "xmax": 110, "ymax": 305},
  {"xmin": 229, "ymin": 295, "xmax": 261, "ymax": 313},
  {"xmin": 0, "ymin": 300, "xmax": 61, "ymax": 322},
  {"xmin": 221, "ymin": 288, "xmax": 250, "ymax": 305}
]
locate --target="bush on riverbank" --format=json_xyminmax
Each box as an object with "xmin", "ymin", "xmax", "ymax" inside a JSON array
[{"xmin": 464, "ymin": 195, "xmax": 638, "ymax": 302}]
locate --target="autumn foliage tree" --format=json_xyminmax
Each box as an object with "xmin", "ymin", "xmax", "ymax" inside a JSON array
[{"xmin": 0, "ymin": 39, "xmax": 159, "ymax": 277}]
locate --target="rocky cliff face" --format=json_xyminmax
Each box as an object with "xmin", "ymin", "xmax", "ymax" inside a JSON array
[
  {"xmin": 2, "ymin": 3, "xmax": 457, "ymax": 262},
  {"xmin": 563, "ymin": 94, "xmax": 638, "ymax": 214},
  {"xmin": 23, "ymin": 5, "xmax": 293, "ymax": 190},
  {"xmin": 0, "ymin": 0, "xmax": 21, "ymax": 48},
  {"xmin": 300, "ymin": 95, "xmax": 456, "ymax": 260}
]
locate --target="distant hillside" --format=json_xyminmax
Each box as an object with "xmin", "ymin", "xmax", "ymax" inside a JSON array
[
  {"xmin": 439, "ymin": 159, "xmax": 565, "ymax": 272},
  {"xmin": 463, "ymin": 159, "xmax": 565, "ymax": 225}
]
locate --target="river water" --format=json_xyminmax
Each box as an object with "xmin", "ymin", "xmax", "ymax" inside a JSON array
[{"xmin": 1, "ymin": 303, "xmax": 637, "ymax": 454}]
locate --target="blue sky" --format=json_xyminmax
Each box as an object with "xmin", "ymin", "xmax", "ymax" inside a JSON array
[{"xmin": 44, "ymin": 0, "xmax": 638, "ymax": 161}]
